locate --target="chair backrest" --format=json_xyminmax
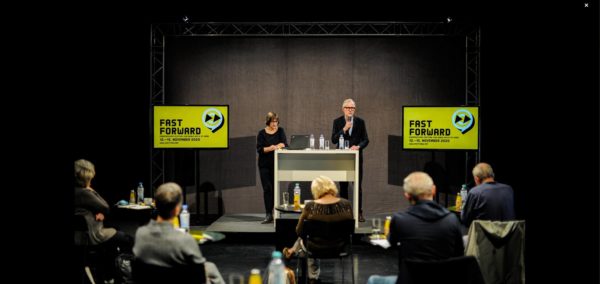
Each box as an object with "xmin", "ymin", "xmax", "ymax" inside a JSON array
[
  {"xmin": 132, "ymin": 259, "xmax": 206, "ymax": 284},
  {"xmin": 465, "ymin": 220, "xmax": 526, "ymax": 284},
  {"xmin": 74, "ymin": 214, "xmax": 90, "ymax": 246},
  {"xmin": 397, "ymin": 256, "xmax": 486, "ymax": 284},
  {"xmin": 300, "ymin": 219, "xmax": 355, "ymax": 258}
]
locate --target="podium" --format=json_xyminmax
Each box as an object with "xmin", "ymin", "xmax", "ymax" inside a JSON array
[{"xmin": 274, "ymin": 149, "xmax": 359, "ymax": 228}]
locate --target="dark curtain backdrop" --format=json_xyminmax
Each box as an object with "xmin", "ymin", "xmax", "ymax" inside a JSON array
[{"xmin": 163, "ymin": 36, "xmax": 467, "ymax": 214}]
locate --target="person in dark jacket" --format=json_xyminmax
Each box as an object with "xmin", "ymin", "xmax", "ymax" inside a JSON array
[
  {"xmin": 367, "ymin": 171, "xmax": 464, "ymax": 284},
  {"xmin": 256, "ymin": 112, "xmax": 288, "ymax": 223},
  {"xmin": 331, "ymin": 98, "xmax": 369, "ymax": 222},
  {"xmin": 461, "ymin": 162, "xmax": 516, "ymax": 228}
]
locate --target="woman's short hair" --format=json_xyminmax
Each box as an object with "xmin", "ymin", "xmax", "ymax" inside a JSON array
[
  {"xmin": 265, "ymin": 112, "xmax": 279, "ymax": 126},
  {"xmin": 155, "ymin": 182, "xmax": 183, "ymax": 219},
  {"xmin": 311, "ymin": 175, "xmax": 338, "ymax": 199},
  {"xmin": 75, "ymin": 159, "xmax": 95, "ymax": 187},
  {"xmin": 403, "ymin": 171, "xmax": 434, "ymax": 197},
  {"xmin": 472, "ymin": 163, "xmax": 495, "ymax": 180}
]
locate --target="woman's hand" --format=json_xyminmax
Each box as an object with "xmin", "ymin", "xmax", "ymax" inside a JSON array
[{"xmin": 95, "ymin": 212, "xmax": 105, "ymax": 221}]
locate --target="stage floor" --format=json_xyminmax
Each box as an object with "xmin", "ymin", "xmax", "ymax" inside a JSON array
[{"xmin": 204, "ymin": 213, "xmax": 373, "ymax": 234}]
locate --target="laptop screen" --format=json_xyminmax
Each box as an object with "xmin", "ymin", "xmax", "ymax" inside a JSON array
[{"xmin": 288, "ymin": 134, "xmax": 310, "ymax": 150}]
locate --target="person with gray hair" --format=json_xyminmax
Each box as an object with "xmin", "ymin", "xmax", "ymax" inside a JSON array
[
  {"xmin": 74, "ymin": 159, "xmax": 134, "ymax": 283},
  {"xmin": 461, "ymin": 162, "xmax": 516, "ymax": 228},
  {"xmin": 367, "ymin": 171, "xmax": 464, "ymax": 284},
  {"xmin": 133, "ymin": 182, "xmax": 225, "ymax": 284},
  {"xmin": 331, "ymin": 98, "xmax": 369, "ymax": 222}
]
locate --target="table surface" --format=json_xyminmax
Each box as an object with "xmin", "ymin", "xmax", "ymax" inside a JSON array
[
  {"xmin": 190, "ymin": 230, "xmax": 226, "ymax": 244},
  {"xmin": 274, "ymin": 204, "xmax": 304, "ymax": 213},
  {"xmin": 117, "ymin": 204, "xmax": 153, "ymax": 210}
]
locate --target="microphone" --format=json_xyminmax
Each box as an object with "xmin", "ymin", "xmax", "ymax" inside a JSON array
[{"xmin": 346, "ymin": 115, "xmax": 352, "ymax": 122}]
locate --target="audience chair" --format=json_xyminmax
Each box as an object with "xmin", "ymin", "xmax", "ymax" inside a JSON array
[
  {"xmin": 465, "ymin": 220, "xmax": 526, "ymax": 284},
  {"xmin": 397, "ymin": 255, "xmax": 486, "ymax": 284},
  {"xmin": 132, "ymin": 259, "xmax": 206, "ymax": 284},
  {"xmin": 74, "ymin": 214, "xmax": 103, "ymax": 284},
  {"xmin": 296, "ymin": 219, "xmax": 355, "ymax": 284}
]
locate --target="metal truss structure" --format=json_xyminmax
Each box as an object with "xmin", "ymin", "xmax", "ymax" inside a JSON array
[{"xmin": 150, "ymin": 21, "xmax": 481, "ymax": 192}]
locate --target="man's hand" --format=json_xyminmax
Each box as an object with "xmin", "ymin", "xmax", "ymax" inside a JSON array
[
  {"xmin": 350, "ymin": 145, "xmax": 360, "ymax": 150},
  {"xmin": 343, "ymin": 121, "xmax": 353, "ymax": 132}
]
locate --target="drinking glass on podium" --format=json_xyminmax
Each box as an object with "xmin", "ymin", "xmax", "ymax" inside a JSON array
[{"xmin": 282, "ymin": 192, "xmax": 289, "ymax": 207}]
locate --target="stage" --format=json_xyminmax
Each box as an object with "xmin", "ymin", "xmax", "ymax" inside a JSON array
[{"xmin": 204, "ymin": 213, "xmax": 375, "ymax": 234}]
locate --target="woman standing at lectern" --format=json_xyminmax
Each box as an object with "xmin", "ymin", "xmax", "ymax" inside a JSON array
[{"xmin": 256, "ymin": 112, "xmax": 287, "ymax": 224}]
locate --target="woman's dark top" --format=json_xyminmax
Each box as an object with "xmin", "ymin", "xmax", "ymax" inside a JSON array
[{"xmin": 256, "ymin": 127, "xmax": 287, "ymax": 168}]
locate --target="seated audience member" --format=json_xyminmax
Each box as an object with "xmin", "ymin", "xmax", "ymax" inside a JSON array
[
  {"xmin": 282, "ymin": 176, "xmax": 353, "ymax": 283},
  {"xmin": 133, "ymin": 182, "xmax": 225, "ymax": 284},
  {"xmin": 367, "ymin": 172, "xmax": 464, "ymax": 284},
  {"xmin": 461, "ymin": 162, "xmax": 516, "ymax": 228},
  {"xmin": 74, "ymin": 159, "xmax": 134, "ymax": 283}
]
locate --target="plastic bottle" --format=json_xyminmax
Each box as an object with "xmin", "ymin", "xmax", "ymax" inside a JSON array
[
  {"xmin": 129, "ymin": 190, "xmax": 136, "ymax": 205},
  {"xmin": 309, "ymin": 134, "xmax": 315, "ymax": 150},
  {"xmin": 460, "ymin": 184, "xmax": 468, "ymax": 211},
  {"xmin": 293, "ymin": 183, "xmax": 301, "ymax": 210},
  {"xmin": 339, "ymin": 135, "xmax": 344, "ymax": 150},
  {"xmin": 137, "ymin": 182, "xmax": 144, "ymax": 204},
  {"xmin": 319, "ymin": 134, "xmax": 324, "ymax": 150},
  {"xmin": 248, "ymin": 268, "xmax": 262, "ymax": 284},
  {"xmin": 455, "ymin": 191, "xmax": 462, "ymax": 212},
  {"xmin": 267, "ymin": 251, "xmax": 286, "ymax": 284},
  {"xmin": 180, "ymin": 204, "xmax": 190, "ymax": 233},
  {"xmin": 384, "ymin": 216, "xmax": 392, "ymax": 237}
]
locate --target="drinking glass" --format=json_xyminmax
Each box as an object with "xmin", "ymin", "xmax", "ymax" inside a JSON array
[
  {"xmin": 371, "ymin": 217, "xmax": 382, "ymax": 238},
  {"xmin": 324, "ymin": 140, "xmax": 330, "ymax": 150},
  {"xmin": 282, "ymin": 192, "xmax": 289, "ymax": 207},
  {"xmin": 344, "ymin": 140, "xmax": 350, "ymax": 149},
  {"xmin": 228, "ymin": 273, "xmax": 244, "ymax": 284}
]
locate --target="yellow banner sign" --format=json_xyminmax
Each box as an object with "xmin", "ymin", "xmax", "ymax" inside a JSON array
[
  {"xmin": 153, "ymin": 105, "xmax": 229, "ymax": 148},
  {"xmin": 403, "ymin": 106, "xmax": 478, "ymax": 150}
]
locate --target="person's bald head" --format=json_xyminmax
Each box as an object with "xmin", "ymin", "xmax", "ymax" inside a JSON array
[{"xmin": 472, "ymin": 163, "xmax": 495, "ymax": 185}]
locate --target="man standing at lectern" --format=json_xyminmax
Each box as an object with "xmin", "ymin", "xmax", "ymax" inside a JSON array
[{"xmin": 332, "ymin": 98, "xmax": 369, "ymax": 222}]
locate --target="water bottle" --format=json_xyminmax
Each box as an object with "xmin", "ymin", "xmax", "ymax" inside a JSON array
[
  {"xmin": 309, "ymin": 134, "xmax": 315, "ymax": 150},
  {"xmin": 129, "ymin": 190, "xmax": 136, "ymax": 205},
  {"xmin": 460, "ymin": 184, "xmax": 468, "ymax": 211},
  {"xmin": 455, "ymin": 190, "xmax": 463, "ymax": 211},
  {"xmin": 293, "ymin": 183, "xmax": 301, "ymax": 210},
  {"xmin": 136, "ymin": 182, "xmax": 144, "ymax": 204},
  {"xmin": 180, "ymin": 204, "xmax": 190, "ymax": 233},
  {"xmin": 267, "ymin": 251, "xmax": 286, "ymax": 284},
  {"xmin": 319, "ymin": 134, "xmax": 324, "ymax": 150},
  {"xmin": 339, "ymin": 135, "xmax": 344, "ymax": 149}
]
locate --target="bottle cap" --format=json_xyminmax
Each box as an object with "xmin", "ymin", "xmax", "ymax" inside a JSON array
[
  {"xmin": 182, "ymin": 204, "xmax": 188, "ymax": 210},
  {"xmin": 272, "ymin": 251, "xmax": 283, "ymax": 259},
  {"xmin": 251, "ymin": 268, "xmax": 260, "ymax": 274}
]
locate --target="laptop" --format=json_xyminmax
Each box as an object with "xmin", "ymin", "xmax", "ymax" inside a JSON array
[{"xmin": 287, "ymin": 134, "xmax": 310, "ymax": 150}]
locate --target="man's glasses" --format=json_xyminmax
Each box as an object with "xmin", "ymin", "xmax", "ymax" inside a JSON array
[{"xmin": 344, "ymin": 107, "xmax": 356, "ymax": 110}]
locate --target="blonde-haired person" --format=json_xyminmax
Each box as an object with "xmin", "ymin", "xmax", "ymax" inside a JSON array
[
  {"xmin": 74, "ymin": 159, "xmax": 133, "ymax": 283},
  {"xmin": 256, "ymin": 111, "xmax": 288, "ymax": 223},
  {"xmin": 282, "ymin": 176, "xmax": 353, "ymax": 283}
]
